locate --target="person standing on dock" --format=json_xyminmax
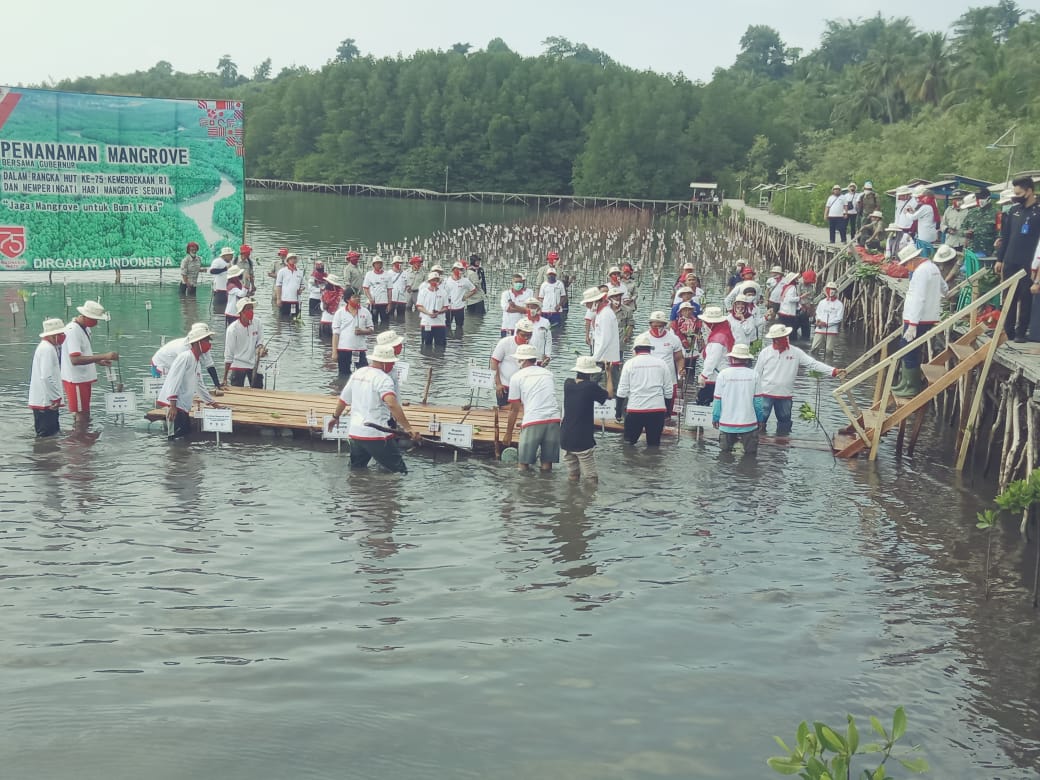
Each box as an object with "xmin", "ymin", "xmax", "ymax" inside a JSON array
[
  {"xmin": 180, "ymin": 242, "xmax": 202, "ymax": 297},
  {"xmin": 363, "ymin": 257, "xmax": 392, "ymax": 327},
  {"xmin": 500, "ymin": 273, "xmax": 532, "ymax": 337},
  {"xmin": 538, "ymin": 268, "xmax": 567, "ymax": 326},
  {"xmin": 616, "ymin": 333, "xmax": 672, "ymax": 446},
  {"xmin": 825, "ymin": 185, "xmax": 848, "ymax": 244},
  {"xmin": 561, "ymin": 356, "xmax": 611, "ymax": 483},
  {"xmin": 157, "ymin": 323, "xmax": 221, "ymax": 440},
  {"xmin": 996, "ymin": 176, "xmax": 1040, "ymax": 343},
  {"xmin": 343, "ymin": 250, "xmax": 365, "ymax": 293},
  {"xmin": 209, "ymin": 247, "xmax": 232, "ymax": 308},
  {"xmin": 492, "ymin": 318, "xmax": 535, "ymax": 406},
  {"xmin": 61, "ymin": 301, "xmax": 119, "ymax": 433},
  {"xmin": 332, "ymin": 288, "xmax": 375, "ymax": 375},
  {"xmin": 328, "ymin": 344, "xmax": 421, "ymax": 474},
  {"xmin": 755, "ymin": 323, "xmax": 844, "ymax": 436},
  {"xmin": 223, "ymin": 299, "xmax": 267, "ymax": 388},
  {"xmin": 963, "ymin": 188, "xmax": 998, "ymax": 258},
  {"xmin": 274, "ymin": 253, "xmax": 304, "ymax": 317},
  {"xmin": 860, "ymin": 182, "xmax": 880, "ymax": 219},
  {"xmin": 444, "ymin": 262, "xmax": 477, "ymax": 332},
  {"xmin": 28, "ymin": 318, "xmax": 66, "ymax": 438},
  {"xmin": 389, "ymin": 257, "xmax": 409, "ymax": 320},
  {"xmin": 504, "ymin": 344, "xmax": 562, "ymax": 472},
  {"xmin": 893, "ymin": 244, "xmax": 954, "ymax": 396},
  {"xmin": 416, "ymin": 272, "xmax": 449, "ymax": 349},
  {"xmin": 713, "ymin": 344, "xmax": 764, "ymax": 456},
  {"xmin": 812, "ymin": 282, "xmax": 845, "ymax": 359}
]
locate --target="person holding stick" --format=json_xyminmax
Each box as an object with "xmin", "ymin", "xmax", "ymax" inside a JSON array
[
  {"xmin": 28, "ymin": 318, "xmax": 66, "ymax": 438},
  {"xmin": 61, "ymin": 300, "xmax": 119, "ymax": 433},
  {"xmin": 328, "ymin": 344, "xmax": 421, "ymax": 473}
]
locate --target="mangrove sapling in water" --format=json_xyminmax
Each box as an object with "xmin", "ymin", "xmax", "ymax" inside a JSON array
[
  {"xmin": 767, "ymin": 706, "xmax": 928, "ymax": 779},
  {"xmin": 976, "ymin": 467, "xmax": 1040, "ymax": 605}
]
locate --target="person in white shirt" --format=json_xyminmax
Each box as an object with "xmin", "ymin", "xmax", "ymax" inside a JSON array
[
  {"xmin": 812, "ymin": 282, "xmax": 845, "ymax": 358},
  {"xmin": 697, "ymin": 305, "xmax": 732, "ymax": 405},
  {"xmin": 363, "ymin": 257, "xmax": 391, "ymax": 327},
  {"xmin": 907, "ymin": 186, "xmax": 940, "ymax": 245},
  {"xmin": 274, "ymin": 253, "xmax": 304, "ymax": 317},
  {"xmin": 766, "ymin": 265, "xmax": 784, "ymax": 315},
  {"xmin": 824, "ymin": 184, "xmax": 848, "ymax": 244},
  {"xmin": 332, "ymin": 288, "xmax": 375, "ymax": 375},
  {"xmin": 327, "ymin": 344, "xmax": 421, "ymax": 473},
  {"xmin": 504, "ymin": 344, "xmax": 561, "ymax": 472},
  {"xmin": 444, "ymin": 262, "xmax": 477, "ymax": 331},
  {"xmin": 892, "ymin": 243, "xmax": 956, "ymax": 397},
  {"xmin": 713, "ymin": 343, "xmax": 764, "ymax": 455},
  {"xmin": 416, "ymin": 272, "xmax": 449, "ymax": 348},
  {"xmin": 157, "ymin": 323, "xmax": 221, "ymax": 439},
  {"xmin": 320, "ymin": 275, "xmax": 344, "ymax": 337},
  {"xmin": 151, "ymin": 324, "xmax": 224, "ymax": 392},
  {"xmin": 643, "ymin": 311, "xmax": 685, "ymax": 414},
  {"xmin": 538, "ymin": 269, "xmax": 568, "ymax": 325},
  {"xmin": 60, "ymin": 300, "xmax": 119, "ymax": 432},
  {"xmin": 307, "ymin": 261, "xmax": 327, "ymax": 316},
  {"xmin": 587, "ymin": 287, "xmax": 621, "ymax": 406},
  {"xmin": 522, "ymin": 300, "xmax": 553, "ymax": 364},
  {"xmin": 389, "ymin": 257, "xmax": 409, "ymax": 320},
  {"xmin": 491, "ymin": 319, "xmax": 535, "ymax": 406},
  {"xmin": 28, "ymin": 318, "xmax": 65, "ymax": 437},
  {"xmin": 209, "ymin": 247, "xmax": 232, "ymax": 307},
  {"xmin": 755, "ymin": 323, "xmax": 844, "ymax": 436},
  {"xmin": 223, "ymin": 299, "xmax": 268, "ymax": 387},
  {"xmin": 775, "ymin": 272, "xmax": 803, "ymax": 333},
  {"xmin": 616, "ymin": 334, "xmax": 672, "ymax": 446},
  {"xmin": 500, "ymin": 273, "xmax": 533, "ymax": 336},
  {"xmin": 894, "ymin": 188, "xmax": 916, "ymax": 229},
  {"xmin": 224, "ymin": 266, "xmax": 248, "ymax": 326},
  {"xmin": 844, "ymin": 182, "xmax": 862, "ymax": 235}
]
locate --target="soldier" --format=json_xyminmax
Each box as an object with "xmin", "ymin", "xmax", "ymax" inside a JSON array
[{"xmin": 962, "ymin": 188, "xmax": 998, "ymax": 257}]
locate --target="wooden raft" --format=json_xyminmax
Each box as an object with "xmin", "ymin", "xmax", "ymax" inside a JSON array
[{"xmin": 144, "ymin": 387, "xmax": 645, "ymax": 451}]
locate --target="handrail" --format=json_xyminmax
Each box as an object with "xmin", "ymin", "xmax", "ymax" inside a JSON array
[{"xmin": 832, "ymin": 268, "xmax": 1025, "ymax": 399}]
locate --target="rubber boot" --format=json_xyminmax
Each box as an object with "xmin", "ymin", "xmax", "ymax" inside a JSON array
[
  {"xmin": 889, "ymin": 369, "xmax": 910, "ymax": 395},
  {"xmin": 893, "ymin": 367, "xmax": 923, "ymax": 398}
]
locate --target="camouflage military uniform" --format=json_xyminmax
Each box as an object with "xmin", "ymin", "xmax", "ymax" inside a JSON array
[{"xmin": 962, "ymin": 204, "xmax": 998, "ymax": 257}]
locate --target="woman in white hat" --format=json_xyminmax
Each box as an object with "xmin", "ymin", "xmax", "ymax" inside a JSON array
[
  {"xmin": 363, "ymin": 257, "xmax": 391, "ymax": 327},
  {"xmin": 319, "ymin": 275, "xmax": 344, "ymax": 338},
  {"xmin": 224, "ymin": 266, "xmax": 247, "ymax": 326},
  {"xmin": 643, "ymin": 311, "xmax": 685, "ymax": 415},
  {"xmin": 712, "ymin": 343, "xmax": 764, "ymax": 455},
  {"xmin": 60, "ymin": 301, "xmax": 119, "ymax": 432},
  {"xmin": 560, "ymin": 355, "xmax": 610, "ymax": 482},
  {"xmin": 157, "ymin": 323, "xmax": 221, "ymax": 439},
  {"xmin": 29, "ymin": 318, "xmax": 66, "ymax": 437}
]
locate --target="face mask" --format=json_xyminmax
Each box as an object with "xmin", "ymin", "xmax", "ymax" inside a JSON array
[
  {"xmin": 1012, "ymin": 195, "xmax": 1027, "ymax": 204},
  {"xmin": 55, "ymin": 334, "xmax": 66, "ymax": 346},
  {"xmin": 82, "ymin": 317, "xmax": 98, "ymax": 328},
  {"xmin": 513, "ymin": 282, "xmax": 524, "ymax": 291},
  {"xmin": 393, "ymin": 344, "xmax": 403, "ymax": 356},
  {"xmin": 773, "ymin": 337, "xmax": 790, "ymax": 351},
  {"xmin": 240, "ymin": 311, "xmax": 254, "ymax": 325},
  {"xmin": 650, "ymin": 326, "xmax": 666, "ymax": 337},
  {"xmin": 200, "ymin": 340, "xmax": 212, "ymax": 354}
]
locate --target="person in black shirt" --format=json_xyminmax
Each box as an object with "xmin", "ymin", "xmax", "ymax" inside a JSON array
[
  {"xmin": 996, "ymin": 176, "xmax": 1040, "ymax": 342},
  {"xmin": 561, "ymin": 355, "xmax": 611, "ymax": 483}
]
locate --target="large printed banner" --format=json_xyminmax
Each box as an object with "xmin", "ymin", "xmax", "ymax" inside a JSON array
[{"xmin": 0, "ymin": 87, "xmax": 244, "ymax": 271}]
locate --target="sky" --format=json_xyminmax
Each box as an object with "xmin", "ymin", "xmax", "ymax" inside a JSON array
[{"xmin": 3, "ymin": 0, "xmax": 994, "ymax": 86}]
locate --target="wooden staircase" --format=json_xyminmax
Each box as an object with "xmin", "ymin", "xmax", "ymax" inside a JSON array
[{"xmin": 831, "ymin": 269, "xmax": 1024, "ymax": 467}]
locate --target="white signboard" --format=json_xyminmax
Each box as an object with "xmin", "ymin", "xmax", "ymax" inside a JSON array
[
  {"xmin": 142, "ymin": 377, "xmax": 165, "ymax": 403},
  {"xmin": 9, "ymin": 302, "xmax": 19, "ymax": 314},
  {"xmin": 144, "ymin": 300, "xmax": 152, "ymax": 311},
  {"xmin": 322, "ymin": 415, "xmax": 350, "ymax": 440},
  {"xmin": 201, "ymin": 407, "xmax": 233, "ymax": 433},
  {"xmin": 394, "ymin": 360, "xmax": 410, "ymax": 386},
  {"xmin": 441, "ymin": 423, "xmax": 473, "ymax": 449},
  {"xmin": 104, "ymin": 391, "xmax": 138, "ymax": 414},
  {"xmin": 468, "ymin": 366, "xmax": 495, "ymax": 390},
  {"xmin": 592, "ymin": 399, "xmax": 616, "ymax": 421},
  {"xmin": 685, "ymin": 404, "xmax": 713, "ymax": 428}
]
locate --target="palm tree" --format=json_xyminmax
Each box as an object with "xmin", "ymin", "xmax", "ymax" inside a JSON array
[{"xmin": 903, "ymin": 32, "xmax": 951, "ymax": 105}]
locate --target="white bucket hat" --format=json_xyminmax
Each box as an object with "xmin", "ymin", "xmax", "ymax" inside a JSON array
[
  {"xmin": 648, "ymin": 310, "xmax": 669, "ymax": 323},
  {"xmin": 675, "ymin": 286, "xmax": 694, "ymax": 296},
  {"xmin": 40, "ymin": 317, "xmax": 65, "ymax": 337},
  {"xmin": 607, "ymin": 266, "xmax": 622, "ymax": 275},
  {"xmin": 960, "ymin": 194, "xmax": 978, "ymax": 210},
  {"xmin": 885, "ymin": 222, "xmax": 903, "ymax": 233},
  {"xmin": 371, "ymin": 256, "xmax": 384, "ymax": 266},
  {"xmin": 898, "ymin": 245, "xmax": 923, "ymax": 264},
  {"xmin": 869, "ymin": 210, "xmax": 883, "ymax": 218},
  {"xmin": 370, "ymin": 344, "xmax": 398, "ymax": 363},
  {"xmin": 727, "ymin": 343, "xmax": 753, "ymax": 360},
  {"xmin": 933, "ymin": 244, "xmax": 958, "ymax": 263},
  {"xmin": 824, "ymin": 281, "xmax": 839, "ymax": 291},
  {"xmin": 227, "ymin": 265, "xmax": 245, "ymax": 279},
  {"xmin": 633, "ymin": 333, "xmax": 652, "ymax": 349},
  {"xmin": 515, "ymin": 318, "xmax": 535, "ymax": 333},
  {"xmin": 912, "ymin": 185, "xmax": 929, "ymax": 198},
  {"xmin": 769, "ymin": 265, "xmax": 783, "ymax": 274},
  {"xmin": 325, "ymin": 273, "xmax": 344, "ymax": 288},
  {"xmin": 570, "ymin": 355, "xmax": 601, "ymax": 375},
  {"xmin": 525, "ymin": 299, "xmax": 542, "ymax": 309},
  {"xmin": 77, "ymin": 300, "xmax": 110, "ymax": 321},
  {"xmin": 376, "ymin": 330, "xmax": 405, "ymax": 348},
  {"xmin": 220, "ymin": 246, "xmax": 234, "ymax": 257},
  {"xmin": 699, "ymin": 305, "xmax": 727, "ymax": 323},
  {"xmin": 766, "ymin": 323, "xmax": 793, "ymax": 339},
  {"xmin": 187, "ymin": 323, "xmax": 214, "ymax": 343},
  {"xmin": 514, "ymin": 344, "xmax": 539, "ymax": 361},
  {"xmin": 452, "ymin": 261, "xmax": 465, "ymax": 270},
  {"xmin": 781, "ymin": 272, "xmax": 799, "ymax": 285},
  {"xmin": 678, "ymin": 301, "xmax": 695, "ymax": 312},
  {"xmin": 426, "ymin": 271, "xmax": 441, "ymax": 281},
  {"xmin": 235, "ymin": 297, "xmax": 256, "ymax": 314},
  {"xmin": 582, "ymin": 287, "xmax": 606, "ymax": 304}
]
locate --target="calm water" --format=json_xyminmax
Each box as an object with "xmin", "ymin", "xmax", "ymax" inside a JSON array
[{"xmin": 1, "ymin": 192, "xmax": 1039, "ymax": 779}]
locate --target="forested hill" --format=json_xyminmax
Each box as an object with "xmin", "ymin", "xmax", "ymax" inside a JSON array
[{"xmin": 44, "ymin": 3, "xmax": 1040, "ymax": 220}]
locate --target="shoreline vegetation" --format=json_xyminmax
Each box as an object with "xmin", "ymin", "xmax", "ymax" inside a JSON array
[{"xmin": 29, "ymin": 3, "xmax": 1037, "ymax": 222}]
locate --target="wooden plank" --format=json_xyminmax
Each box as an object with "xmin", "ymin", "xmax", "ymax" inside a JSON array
[{"xmin": 921, "ymin": 364, "xmax": 948, "ymax": 385}]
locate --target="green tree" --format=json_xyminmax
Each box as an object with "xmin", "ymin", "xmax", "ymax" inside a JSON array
[
  {"xmin": 253, "ymin": 58, "xmax": 272, "ymax": 81},
  {"xmin": 335, "ymin": 38, "xmax": 360, "ymax": 63},
  {"xmin": 217, "ymin": 55, "xmax": 238, "ymax": 87}
]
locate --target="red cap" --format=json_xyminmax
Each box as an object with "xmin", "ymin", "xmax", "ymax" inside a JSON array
[
  {"xmin": 187, "ymin": 241, "xmax": 199, "ymax": 251},
  {"xmin": 239, "ymin": 244, "xmax": 252, "ymax": 254},
  {"xmin": 277, "ymin": 248, "xmax": 288, "ymax": 256},
  {"xmin": 801, "ymin": 269, "xmax": 817, "ymax": 284},
  {"xmin": 547, "ymin": 251, "xmax": 559, "ymax": 261},
  {"xmin": 741, "ymin": 267, "xmax": 756, "ymax": 277},
  {"xmin": 410, "ymin": 255, "xmax": 422, "ymax": 265},
  {"xmin": 347, "ymin": 250, "xmax": 361, "ymax": 260}
]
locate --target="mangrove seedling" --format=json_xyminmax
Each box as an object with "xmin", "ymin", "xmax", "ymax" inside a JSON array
[{"xmin": 976, "ymin": 467, "xmax": 1040, "ymax": 605}]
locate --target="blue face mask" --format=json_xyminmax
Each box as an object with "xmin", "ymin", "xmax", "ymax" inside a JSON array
[{"xmin": 513, "ymin": 282, "xmax": 524, "ymax": 291}]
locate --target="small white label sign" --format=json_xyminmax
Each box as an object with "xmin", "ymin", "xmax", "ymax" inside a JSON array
[
  {"xmin": 441, "ymin": 422, "xmax": 473, "ymax": 449},
  {"xmin": 201, "ymin": 407, "xmax": 233, "ymax": 432},
  {"xmin": 394, "ymin": 360, "xmax": 410, "ymax": 386},
  {"xmin": 468, "ymin": 366, "xmax": 495, "ymax": 389},
  {"xmin": 144, "ymin": 300, "xmax": 152, "ymax": 311},
  {"xmin": 685, "ymin": 404, "xmax": 713, "ymax": 428},
  {"xmin": 9, "ymin": 302, "xmax": 19, "ymax": 314},
  {"xmin": 104, "ymin": 391, "xmax": 138, "ymax": 413},
  {"xmin": 593, "ymin": 399, "xmax": 616, "ymax": 420},
  {"xmin": 142, "ymin": 377, "xmax": 165, "ymax": 403},
  {"xmin": 322, "ymin": 415, "xmax": 350, "ymax": 440}
]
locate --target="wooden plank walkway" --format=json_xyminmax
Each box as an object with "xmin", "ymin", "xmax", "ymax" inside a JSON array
[{"xmin": 724, "ymin": 199, "xmax": 837, "ymax": 247}]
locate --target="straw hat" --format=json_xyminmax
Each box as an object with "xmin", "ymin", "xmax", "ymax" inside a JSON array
[
  {"xmin": 675, "ymin": 286, "xmax": 694, "ymax": 296},
  {"xmin": 377, "ymin": 330, "xmax": 405, "ymax": 348},
  {"xmin": 607, "ymin": 266, "xmax": 622, "ymax": 275},
  {"xmin": 607, "ymin": 286, "xmax": 624, "ymax": 297},
  {"xmin": 912, "ymin": 185, "xmax": 929, "ymax": 198},
  {"xmin": 525, "ymin": 299, "xmax": 542, "ymax": 309},
  {"xmin": 884, "ymin": 222, "xmax": 903, "ymax": 233},
  {"xmin": 227, "ymin": 266, "xmax": 245, "ymax": 279},
  {"xmin": 581, "ymin": 287, "xmax": 606, "ymax": 304},
  {"xmin": 187, "ymin": 323, "xmax": 214, "ymax": 343},
  {"xmin": 325, "ymin": 273, "xmax": 344, "ymax": 288},
  {"xmin": 769, "ymin": 265, "xmax": 783, "ymax": 274},
  {"xmin": 766, "ymin": 323, "xmax": 792, "ymax": 339},
  {"xmin": 895, "ymin": 186, "xmax": 911, "ymax": 196},
  {"xmin": 699, "ymin": 305, "xmax": 727, "ymax": 323},
  {"xmin": 933, "ymin": 244, "xmax": 958, "ymax": 263},
  {"xmin": 682, "ymin": 262, "xmax": 695, "ymax": 270},
  {"xmin": 514, "ymin": 344, "xmax": 539, "ymax": 361},
  {"xmin": 515, "ymin": 318, "xmax": 535, "ymax": 333},
  {"xmin": 235, "ymin": 297, "xmax": 256, "ymax": 313},
  {"xmin": 286, "ymin": 252, "xmax": 298, "ymax": 260},
  {"xmin": 633, "ymin": 333, "xmax": 652, "ymax": 349},
  {"xmin": 781, "ymin": 272, "xmax": 799, "ymax": 285},
  {"xmin": 40, "ymin": 317, "xmax": 65, "ymax": 338},
  {"xmin": 452, "ymin": 261, "xmax": 465, "ymax": 270},
  {"xmin": 897, "ymin": 245, "xmax": 923, "ymax": 264},
  {"xmin": 545, "ymin": 265, "xmax": 558, "ymax": 275},
  {"xmin": 738, "ymin": 281, "xmax": 760, "ymax": 297},
  {"xmin": 370, "ymin": 344, "xmax": 398, "ymax": 364},
  {"xmin": 220, "ymin": 247, "xmax": 234, "ymax": 257},
  {"xmin": 824, "ymin": 281, "xmax": 839, "ymax": 291},
  {"xmin": 426, "ymin": 271, "xmax": 441, "ymax": 281},
  {"xmin": 727, "ymin": 343, "xmax": 753, "ymax": 359},
  {"xmin": 431, "ymin": 264, "xmax": 444, "ymax": 273},
  {"xmin": 869, "ymin": 210, "xmax": 883, "ymax": 218},
  {"xmin": 76, "ymin": 300, "xmax": 110, "ymax": 321},
  {"xmin": 570, "ymin": 355, "xmax": 602, "ymax": 375},
  {"xmin": 648, "ymin": 310, "xmax": 669, "ymax": 323},
  {"xmin": 960, "ymin": 194, "xmax": 978, "ymax": 210},
  {"xmin": 391, "ymin": 255, "xmax": 403, "ymax": 265}
]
